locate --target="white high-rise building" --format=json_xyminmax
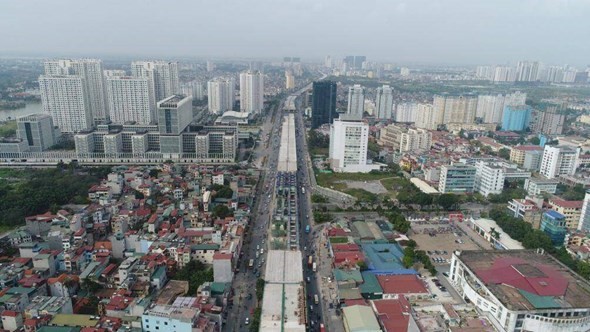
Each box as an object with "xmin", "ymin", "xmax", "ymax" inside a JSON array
[
  {"xmin": 131, "ymin": 61, "xmax": 180, "ymax": 105},
  {"xmin": 324, "ymin": 55, "xmax": 333, "ymax": 68},
  {"xmin": 475, "ymin": 66, "xmax": 495, "ymax": 80},
  {"xmin": 329, "ymin": 118, "xmax": 379, "ymax": 173},
  {"xmin": 239, "ymin": 70, "xmax": 264, "ymax": 113},
  {"xmin": 578, "ymin": 190, "xmax": 590, "ymax": 231},
  {"xmin": 516, "ymin": 61, "xmax": 540, "ymax": 82},
  {"xmin": 347, "ymin": 84, "xmax": 365, "ymax": 118},
  {"xmin": 477, "ymin": 92, "xmax": 527, "ymax": 124},
  {"xmin": 375, "ymin": 85, "xmax": 394, "ymax": 119},
  {"xmin": 493, "ymin": 66, "xmax": 516, "ymax": 82},
  {"xmin": 44, "ymin": 59, "xmax": 108, "ymax": 125},
  {"xmin": 106, "ymin": 76, "xmax": 155, "ymax": 125},
  {"xmin": 208, "ymin": 78, "xmax": 235, "ymax": 114},
  {"xmin": 474, "ymin": 161, "xmax": 505, "ymax": 197},
  {"xmin": 539, "ymin": 145, "xmax": 580, "ymax": 179},
  {"xmin": 433, "ymin": 95, "xmax": 477, "ymax": 126},
  {"xmin": 103, "ymin": 70, "xmax": 126, "ymax": 78},
  {"xmin": 39, "ymin": 75, "xmax": 92, "ymax": 133},
  {"xmin": 415, "ymin": 104, "xmax": 437, "ymax": 130},
  {"xmin": 394, "ymin": 102, "xmax": 419, "ymax": 123}
]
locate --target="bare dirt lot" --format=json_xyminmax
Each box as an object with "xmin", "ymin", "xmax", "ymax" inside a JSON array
[{"xmin": 341, "ymin": 180, "xmax": 388, "ymax": 194}]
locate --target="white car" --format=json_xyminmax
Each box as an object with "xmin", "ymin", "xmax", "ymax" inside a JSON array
[{"xmin": 245, "ymin": 317, "xmax": 250, "ymax": 325}]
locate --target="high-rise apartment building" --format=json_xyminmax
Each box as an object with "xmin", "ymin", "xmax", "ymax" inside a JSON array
[
  {"xmin": 207, "ymin": 78, "xmax": 235, "ymax": 114},
  {"xmin": 181, "ymin": 81, "xmax": 205, "ymax": 101},
  {"xmin": 239, "ymin": 70, "xmax": 264, "ymax": 113},
  {"xmin": 394, "ymin": 103, "xmax": 419, "ymax": 123},
  {"xmin": 375, "ymin": 85, "xmax": 394, "ymax": 119},
  {"xmin": 378, "ymin": 124, "xmax": 431, "ymax": 153},
  {"xmin": 501, "ymin": 105, "xmax": 532, "ymax": 131},
  {"xmin": 493, "ymin": 66, "xmax": 516, "ymax": 82},
  {"xmin": 530, "ymin": 106, "xmax": 565, "ymax": 135},
  {"xmin": 475, "ymin": 66, "xmax": 495, "ymax": 80},
  {"xmin": 539, "ymin": 145, "xmax": 580, "ymax": 179},
  {"xmin": 516, "ymin": 61, "xmax": 540, "ymax": 82},
  {"xmin": 39, "ymin": 75, "xmax": 93, "ymax": 133},
  {"xmin": 415, "ymin": 104, "xmax": 437, "ymax": 130},
  {"xmin": 432, "ymin": 95, "xmax": 477, "ymax": 126},
  {"xmin": 347, "ymin": 84, "xmax": 364, "ymax": 118},
  {"xmin": 311, "ymin": 81, "xmax": 337, "ymax": 129},
  {"xmin": 329, "ymin": 118, "xmax": 378, "ymax": 173},
  {"xmin": 285, "ymin": 71, "xmax": 295, "ymax": 89},
  {"xmin": 43, "ymin": 59, "xmax": 108, "ymax": 125},
  {"xmin": 131, "ymin": 61, "xmax": 180, "ymax": 105},
  {"xmin": 477, "ymin": 91, "xmax": 527, "ymax": 124},
  {"xmin": 578, "ymin": 190, "xmax": 590, "ymax": 232},
  {"xmin": 106, "ymin": 76, "xmax": 155, "ymax": 125},
  {"xmin": 474, "ymin": 161, "xmax": 505, "ymax": 197}
]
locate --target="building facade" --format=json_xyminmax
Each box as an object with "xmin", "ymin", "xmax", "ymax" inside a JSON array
[
  {"xmin": 106, "ymin": 76, "xmax": 155, "ymax": 125},
  {"xmin": 539, "ymin": 145, "xmax": 580, "ymax": 179},
  {"xmin": 347, "ymin": 84, "xmax": 365, "ymax": 118},
  {"xmin": 501, "ymin": 105, "xmax": 532, "ymax": 131},
  {"xmin": 239, "ymin": 70, "xmax": 264, "ymax": 113},
  {"xmin": 329, "ymin": 118, "xmax": 378, "ymax": 173},
  {"xmin": 438, "ymin": 164, "xmax": 476, "ymax": 194},
  {"xmin": 16, "ymin": 114, "xmax": 57, "ymax": 152},
  {"xmin": 131, "ymin": 61, "xmax": 180, "ymax": 107},
  {"xmin": 39, "ymin": 75, "xmax": 93, "ymax": 133},
  {"xmin": 207, "ymin": 78, "xmax": 235, "ymax": 115},
  {"xmin": 311, "ymin": 81, "xmax": 337, "ymax": 129},
  {"xmin": 375, "ymin": 85, "xmax": 393, "ymax": 120}
]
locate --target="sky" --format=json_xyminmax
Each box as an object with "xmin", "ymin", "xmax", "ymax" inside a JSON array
[{"xmin": 1, "ymin": 0, "xmax": 589, "ymax": 66}]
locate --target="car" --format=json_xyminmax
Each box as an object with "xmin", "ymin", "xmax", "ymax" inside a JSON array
[
  {"xmin": 442, "ymin": 272, "xmax": 449, "ymax": 277},
  {"xmin": 245, "ymin": 318, "xmax": 250, "ymax": 325}
]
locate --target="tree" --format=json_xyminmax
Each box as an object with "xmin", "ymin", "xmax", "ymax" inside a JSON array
[
  {"xmin": 436, "ymin": 194, "xmax": 460, "ymax": 210},
  {"xmin": 529, "ymin": 136, "xmax": 541, "ymax": 145},
  {"xmin": 356, "ymin": 260, "xmax": 368, "ymax": 271},
  {"xmin": 498, "ymin": 148, "xmax": 511, "ymax": 160},
  {"xmin": 212, "ymin": 205, "xmax": 232, "ymax": 219}
]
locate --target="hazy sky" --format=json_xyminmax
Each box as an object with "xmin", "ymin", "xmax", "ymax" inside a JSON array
[{"xmin": 1, "ymin": 0, "xmax": 589, "ymax": 66}]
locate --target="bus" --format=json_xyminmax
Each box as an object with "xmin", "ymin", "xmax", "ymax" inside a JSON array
[
  {"xmin": 314, "ymin": 294, "xmax": 319, "ymax": 304},
  {"xmin": 305, "ymin": 225, "xmax": 311, "ymax": 234},
  {"xmin": 248, "ymin": 259, "xmax": 254, "ymax": 268}
]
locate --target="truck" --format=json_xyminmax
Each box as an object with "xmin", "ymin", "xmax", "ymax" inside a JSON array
[
  {"xmin": 308, "ymin": 255, "xmax": 313, "ymax": 268},
  {"xmin": 312, "ymin": 262, "xmax": 317, "ymax": 272},
  {"xmin": 305, "ymin": 225, "xmax": 311, "ymax": 234}
]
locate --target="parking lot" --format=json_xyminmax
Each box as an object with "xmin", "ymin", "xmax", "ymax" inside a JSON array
[{"xmin": 411, "ymin": 221, "xmax": 482, "ymax": 263}]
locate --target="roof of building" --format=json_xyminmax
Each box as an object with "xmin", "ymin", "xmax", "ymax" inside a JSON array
[
  {"xmin": 457, "ymin": 250, "xmax": 590, "ymax": 310},
  {"xmin": 372, "ymin": 297, "xmax": 412, "ymax": 332},
  {"xmin": 471, "ymin": 218, "xmax": 524, "ymax": 250},
  {"xmin": 549, "ymin": 198, "xmax": 583, "ymax": 209},
  {"xmin": 376, "ymin": 275, "xmax": 429, "ymax": 294},
  {"xmin": 50, "ymin": 314, "xmax": 96, "ymax": 327},
  {"xmin": 513, "ymin": 145, "xmax": 544, "ymax": 151},
  {"xmin": 361, "ymin": 243, "xmax": 416, "ymax": 273},
  {"xmin": 37, "ymin": 327, "xmax": 82, "ymax": 332},
  {"xmin": 333, "ymin": 269, "xmax": 363, "ymax": 283},
  {"xmin": 545, "ymin": 210, "xmax": 565, "ymax": 219},
  {"xmin": 342, "ymin": 305, "xmax": 381, "ymax": 332},
  {"xmin": 359, "ymin": 271, "xmax": 383, "ymax": 295}
]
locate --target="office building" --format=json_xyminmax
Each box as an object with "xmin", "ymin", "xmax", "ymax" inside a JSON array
[
  {"xmin": 438, "ymin": 164, "xmax": 476, "ymax": 194},
  {"xmin": 449, "ymin": 250, "xmax": 590, "ymax": 332},
  {"xmin": 539, "ymin": 145, "xmax": 580, "ymax": 179},
  {"xmin": 378, "ymin": 124, "xmax": 431, "ymax": 153},
  {"xmin": 44, "ymin": 59, "xmax": 108, "ymax": 125},
  {"xmin": 375, "ymin": 85, "xmax": 394, "ymax": 119},
  {"xmin": 501, "ymin": 105, "xmax": 532, "ymax": 131},
  {"xmin": 39, "ymin": 75, "xmax": 93, "ymax": 133},
  {"xmin": 239, "ymin": 70, "xmax": 264, "ymax": 113},
  {"xmin": 207, "ymin": 78, "xmax": 235, "ymax": 114},
  {"xmin": 524, "ymin": 177, "xmax": 559, "ymax": 197},
  {"xmin": 474, "ymin": 161, "xmax": 505, "ymax": 197},
  {"xmin": 394, "ymin": 102, "xmax": 418, "ymax": 123},
  {"xmin": 347, "ymin": 84, "xmax": 365, "ymax": 118},
  {"xmin": 578, "ymin": 190, "xmax": 590, "ymax": 232},
  {"xmin": 131, "ymin": 61, "xmax": 180, "ymax": 106},
  {"xmin": 329, "ymin": 118, "xmax": 379, "ymax": 173},
  {"xmin": 531, "ymin": 106, "xmax": 565, "ymax": 135},
  {"xmin": 16, "ymin": 114, "xmax": 58, "ymax": 152},
  {"xmin": 433, "ymin": 95, "xmax": 477, "ymax": 126},
  {"xmin": 311, "ymin": 81, "xmax": 337, "ymax": 129},
  {"xmin": 541, "ymin": 210, "xmax": 567, "ymax": 246},
  {"xmin": 516, "ymin": 61, "xmax": 540, "ymax": 82},
  {"xmin": 285, "ymin": 70, "xmax": 295, "ymax": 89},
  {"xmin": 106, "ymin": 76, "xmax": 155, "ymax": 125},
  {"xmin": 158, "ymin": 95, "xmax": 193, "ymax": 136}
]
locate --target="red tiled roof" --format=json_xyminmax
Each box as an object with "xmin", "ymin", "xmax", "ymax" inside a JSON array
[
  {"xmin": 213, "ymin": 253, "xmax": 232, "ymax": 260},
  {"xmin": 2, "ymin": 310, "xmax": 19, "ymax": 317},
  {"xmin": 343, "ymin": 299, "xmax": 368, "ymax": 307},
  {"xmin": 550, "ymin": 198, "xmax": 583, "ymax": 209},
  {"xmin": 376, "ymin": 275, "xmax": 428, "ymax": 295},
  {"xmin": 333, "ymin": 251, "xmax": 365, "ymax": 265},
  {"xmin": 372, "ymin": 297, "xmax": 412, "ymax": 332},
  {"xmin": 331, "ymin": 243, "xmax": 360, "ymax": 252},
  {"xmin": 513, "ymin": 145, "xmax": 543, "ymax": 152}
]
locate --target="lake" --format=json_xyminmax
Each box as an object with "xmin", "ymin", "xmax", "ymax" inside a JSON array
[{"xmin": 0, "ymin": 102, "xmax": 43, "ymax": 121}]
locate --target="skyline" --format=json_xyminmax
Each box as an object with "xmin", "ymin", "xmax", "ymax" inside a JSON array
[{"xmin": 0, "ymin": 0, "xmax": 589, "ymax": 66}]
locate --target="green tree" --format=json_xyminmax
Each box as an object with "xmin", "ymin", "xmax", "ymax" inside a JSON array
[
  {"xmin": 212, "ymin": 205, "xmax": 232, "ymax": 219},
  {"xmin": 436, "ymin": 194, "xmax": 460, "ymax": 210},
  {"xmin": 498, "ymin": 148, "xmax": 511, "ymax": 160},
  {"xmin": 529, "ymin": 136, "xmax": 541, "ymax": 145}
]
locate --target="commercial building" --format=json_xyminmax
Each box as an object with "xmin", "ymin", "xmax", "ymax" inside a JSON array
[
  {"xmin": 106, "ymin": 76, "xmax": 155, "ymax": 125},
  {"xmin": 548, "ymin": 198, "xmax": 583, "ymax": 230},
  {"xmin": 39, "ymin": 75, "xmax": 93, "ymax": 133},
  {"xmin": 16, "ymin": 114, "xmax": 58, "ymax": 152},
  {"xmin": 539, "ymin": 145, "xmax": 580, "ymax": 179},
  {"xmin": 330, "ymin": 118, "xmax": 379, "ymax": 173},
  {"xmin": 131, "ymin": 60, "xmax": 180, "ymax": 107},
  {"xmin": 474, "ymin": 161, "xmax": 505, "ymax": 197},
  {"xmin": 540, "ymin": 210, "xmax": 568, "ymax": 246},
  {"xmin": 449, "ymin": 250, "xmax": 590, "ymax": 332},
  {"xmin": 375, "ymin": 85, "xmax": 394, "ymax": 119},
  {"xmin": 311, "ymin": 81, "xmax": 337, "ymax": 129},
  {"xmin": 207, "ymin": 78, "xmax": 235, "ymax": 114},
  {"xmin": 347, "ymin": 84, "xmax": 365, "ymax": 118},
  {"xmin": 438, "ymin": 164, "xmax": 476, "ymax": 194},
  {"xmin": 43, "ymin": 59, "xmax": 108, "ymax": 125},
  {"xmin": 239, "ymin": 70, "xmax": 264, "ymax": 113},
  {"xmin": 501, "ymin": 105, "xmax": 532, "ymax": 131}
]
